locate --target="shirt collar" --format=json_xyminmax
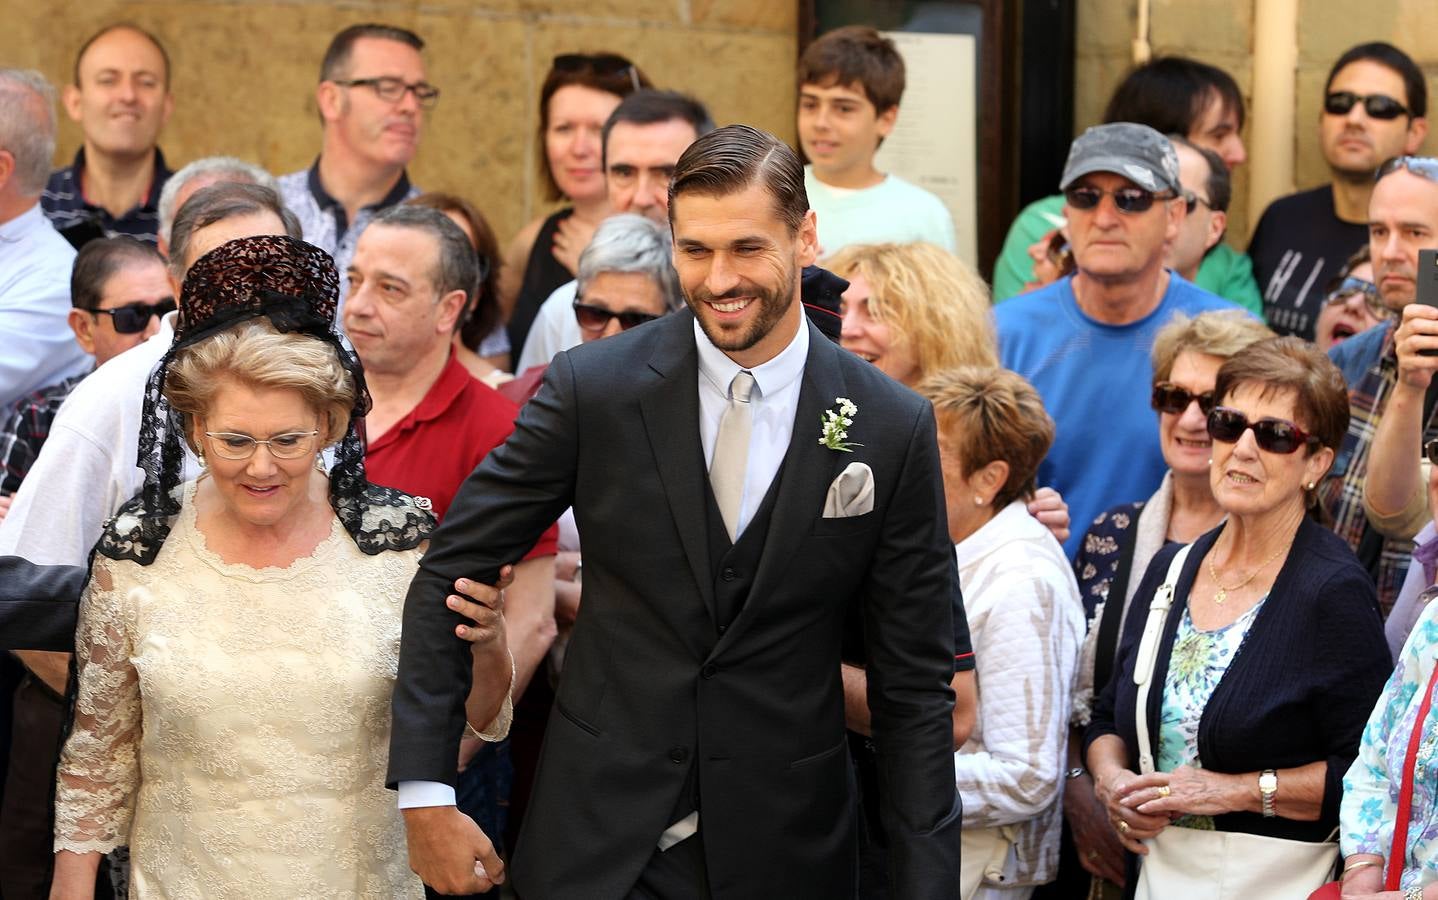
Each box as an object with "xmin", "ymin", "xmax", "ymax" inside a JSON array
[
  {"xmin": 953, "ymin": 500, "xmax": 1035, "ymax": 568},
  {"xmin": 0, "ymin": 203, "xmax": 46, "ymax": 240},
  {"xmin": 305, "ymin": 157, "xmax": 414, "ymax": 214},
  {"xmin": 71, "ymin": 146, "xmax": 170, "ymax": 210},
  {"xmin": 693, "ymin": 312, "xmax": 809, "ymax": 400},
  {"xmin": 368, "ymin": 351, "xmax": 472, "ymax": 450}
]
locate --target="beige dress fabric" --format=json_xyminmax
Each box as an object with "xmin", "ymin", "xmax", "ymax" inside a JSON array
[{"xmin": 54, "ymin": 480, "xmax": 510, "ymax": 899}]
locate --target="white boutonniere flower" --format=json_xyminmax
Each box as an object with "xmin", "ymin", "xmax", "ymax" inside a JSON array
[{"xmin": 819, "ymin": 397, "xmax": 861, "ymax": 452}]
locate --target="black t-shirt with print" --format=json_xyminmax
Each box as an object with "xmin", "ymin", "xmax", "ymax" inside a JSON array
[{"xmin": 1248, "ymin": 185, "xmax": 1369, "ymax": 339}]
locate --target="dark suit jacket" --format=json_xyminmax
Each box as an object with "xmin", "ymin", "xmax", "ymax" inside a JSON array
[
  {"xmin": 389, "ymin": 310, "xmax": 963, "ymax": 900},
  {"xmin": 0, "ymin": 556, "xmax": 81, "ymax": 651}
]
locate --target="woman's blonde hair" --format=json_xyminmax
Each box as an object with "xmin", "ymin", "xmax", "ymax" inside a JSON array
[
  {"xmin": 1150, "ymin": 309, "xmax": 1275, "ymax": 383},
  {"xmin": 825, "ymin": 242, "xmax": 997, "ymax": 376},
  {"xmin": 164, "ymin": 319, "xmax": 356, "ymax": 453},
  {"xmin": 919, "ymin": 366, "xmax": 1054, "ymax": 509}
]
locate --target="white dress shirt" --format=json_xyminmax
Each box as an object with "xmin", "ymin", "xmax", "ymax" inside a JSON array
[
  {"xmin": 0, "ymin": 313, "xmax": 199, "ymax": 564},
  {"xmin": 398, "ymin": 313, "xmax": 811, "ymax": 810},
  {"xmin": 516, "ymin": 280, "xmax": 581, "ymax": 372},
  {"xmin": 0, "ymin": 203, "xmax": 90, "ymax": 409}
]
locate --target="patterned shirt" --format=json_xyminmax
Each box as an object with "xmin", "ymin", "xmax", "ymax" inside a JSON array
[
  {"xmin": 276, "ymin": 160, "xmax": 418, "ymax": 322},
  {"xmin": 1342, "ymin": 597, "xmax": 1438, "ymax": 891},
  {"xmin": 0, "ymin": 373, "xmax": 85, "ymax": 495},
  {"xmin": 41, "ymin": 147, "xmax": 171, "ymax": 247},
  {"xmin": 1319, "ymin": 321, "xmax": 1434, "ymax": 614}
]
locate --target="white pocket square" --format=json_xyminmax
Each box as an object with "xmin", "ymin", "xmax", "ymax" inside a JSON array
[{"xmin": 823, "ymin": 462, "xmax": 875, "ymax": 518}]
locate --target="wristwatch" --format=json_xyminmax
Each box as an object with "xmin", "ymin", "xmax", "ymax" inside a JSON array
[
  {"xmin": 1064, "ymin": 767, "xmax": 1087, "ymax": 780},
  {"xmin": 1259, "ymin": 769, "xmax": 1278, "ymax": 817}
]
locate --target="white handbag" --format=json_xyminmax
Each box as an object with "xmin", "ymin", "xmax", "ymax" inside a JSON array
[{"xmin": 1130, "ymin": 545, "xmax": 1339, "ymax": 900}]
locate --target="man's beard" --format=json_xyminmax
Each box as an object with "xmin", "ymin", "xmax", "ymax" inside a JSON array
[{"xmin": 684, "ymin": 263, "xmax": 797, "ymax": 354}]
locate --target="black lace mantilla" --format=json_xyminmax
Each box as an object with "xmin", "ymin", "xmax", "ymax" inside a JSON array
[{"xmin": 122, "ymin": 234, "xmax": 435, "ymax": 565}]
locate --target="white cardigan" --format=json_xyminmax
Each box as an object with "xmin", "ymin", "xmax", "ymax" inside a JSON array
[{"xmin": 953, "ymin": 500, "xmax": 1085, "ymax": 888}]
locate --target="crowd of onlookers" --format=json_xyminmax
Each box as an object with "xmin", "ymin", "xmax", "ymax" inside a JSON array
[{"xmin": 3, "ymin": 14, "xmax": 1438, "ymax": 900}]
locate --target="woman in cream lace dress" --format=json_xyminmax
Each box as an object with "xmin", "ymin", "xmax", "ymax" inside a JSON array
[{"xmin": 50, "ymin": 236, "xmax": 514, "ymax": 899}]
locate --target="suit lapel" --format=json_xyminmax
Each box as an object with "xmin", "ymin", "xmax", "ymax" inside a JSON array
[
  {"xmin": 714, "ymin": 323, "xmax": 847, "ymax": 654},
  {"xmin": 638, "ymin": 311, "xmax": 717, "ymax": 624}
]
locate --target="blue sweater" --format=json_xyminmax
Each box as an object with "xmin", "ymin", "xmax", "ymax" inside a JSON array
[{"xmin": 996, "ymin": 273, "xmax": 1237, "ymax": 557}]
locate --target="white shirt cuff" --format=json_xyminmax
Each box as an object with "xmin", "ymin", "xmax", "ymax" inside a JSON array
[{"xmin": 397, "ymin": 780, "xmax": 457, "ymax": 809}]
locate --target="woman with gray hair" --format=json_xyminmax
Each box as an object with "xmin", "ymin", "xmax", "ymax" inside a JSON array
[{"xmin": 571, "ymin": 212, "xmax": 682, "ymax": 339}]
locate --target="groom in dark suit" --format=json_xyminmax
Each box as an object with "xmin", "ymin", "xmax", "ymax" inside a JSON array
[{"xmin": 389, "ymin": 124, "xmax": 966, "ymax": 899}]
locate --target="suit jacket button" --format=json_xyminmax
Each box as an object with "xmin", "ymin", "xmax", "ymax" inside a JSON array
[
  {"xmin": 721, "ymin": 567, "xmax": 737, "ymax": 581},
  {"xmin": 701, "ymin": 664, "xmax": 717, "ymax": 679},
  {"xmin": 669, "ymin": 746, "xmax": 689, "ymax": 764}
]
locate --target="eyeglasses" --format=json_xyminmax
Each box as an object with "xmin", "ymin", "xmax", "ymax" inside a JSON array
[
  {"xmin": 1207, "ymin": 406, "xmax": 1320, "ymax": 454},
  {"xmin": 572, "ymin": 300, "xmax": 660, "ymax": 333},
  {"xmin": 1064, "ymin": 185, "xmax": 1176, "ymax": 214},
  {"xmin": 1376, "ymin": 155, "xmax": 1438, "ymax": 184},
  {"xmin": 1323, "ymin": 276, "xmax": 1385, "ymax": 316},
  {"xmin": 1152, "ymin": 382, "xmax": 1216, "ymax": 416},
  {"xmin": 1324, "ymin": 90, "xmax": 1409, "ymax": 121},
  {"xmin": 203, "ymin": 430, "xmax": 319, "ymax": 461},
  {"xmin": 90, "ymin": 298, "xmax": 176, "ymax": 334},
  {"xmin": 1426, "ymin": 438, "xmax": 1438, "ymax": 467},
  {"xmin": 333, "ymin": 77, "xmax": 440, "ymax": 109},
  {"xmin": 552, "ymin": 53, "xmax": 643, "ymax": 92}
]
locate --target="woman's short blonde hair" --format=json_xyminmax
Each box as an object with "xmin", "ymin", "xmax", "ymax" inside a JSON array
[
  {"xmin": 919, "ymin": 366, "xmax": 1054, "ymax": 509},
  {"xmin": 825, "ymin": 242, "xmax": 997, "ymax": 376},
  {"xmin": 1150, "ymin": 309, "xmax": 1275, "ymax": 383},
  {"xmin": 164, "ymin": 319, "xmax": 356, "ymax": 453}
]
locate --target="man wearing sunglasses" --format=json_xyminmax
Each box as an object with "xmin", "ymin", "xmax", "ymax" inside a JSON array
[
  {"xmin": 0, "ymin": 237, "xmax": 170, "ymax": 514},
  {"xmin": 278, "ymin": 23, "xmax": 432, "ymax": 319},
  {"xmin": 1249, "ymin": 41, "xmax": 1427, "ymax": 339},
  {"xmin": 996, "ymin": 122, "xmax": 1239, "ymax": 558}
]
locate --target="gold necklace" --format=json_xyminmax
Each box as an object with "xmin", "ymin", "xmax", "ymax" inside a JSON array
[{"xmin": 1206, "ymin": 540, "xmax": 1287, "ymax": 604}]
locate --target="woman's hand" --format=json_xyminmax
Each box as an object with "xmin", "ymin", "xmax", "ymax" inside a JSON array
[
  {"xmin": 448, "ymin": 567, "xmax": 515, "ymax": 649},
  {"xmin": 1123, "ymin": 765, "xmax": 1248, "ymax": 819},
  {"xmin": 1028, "ymin": 486, "xmax": 1071, "ymax": 544},
  {"xmin": 1093, "ymin": 766, "xmax": 1169, "ymax": 854},
  {"xmin": 551, "ymin": 216, "xmax": 598, "ymax": 276}
]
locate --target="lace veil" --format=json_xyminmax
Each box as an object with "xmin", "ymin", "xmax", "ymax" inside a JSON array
[{"xmin": 98, "ymin": 234, "xmax": 433, "ymax": 565}]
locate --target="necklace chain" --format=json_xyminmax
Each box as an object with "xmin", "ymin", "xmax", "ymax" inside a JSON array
[{"xmin": 1207, "ymin": 538, "xmax": 1287, "ymax": 605}]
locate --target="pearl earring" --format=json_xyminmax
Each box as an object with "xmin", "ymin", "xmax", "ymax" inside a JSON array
[
  {"xmin": 1306, "ymin": 481, "xmax": 1316, "ymax": 491},
  {"xmin": 974, "ymin": 496, "xmax": 985, "ymax": 506},
  {"xmin": 1207, "ymin": 458, "xmax": 1213, "ymax": 466}
]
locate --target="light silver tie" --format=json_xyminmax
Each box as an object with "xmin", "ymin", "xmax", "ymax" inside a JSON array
[{"xmin": 709, "ymin": 371, "xmax": 755, "ymax": 542}]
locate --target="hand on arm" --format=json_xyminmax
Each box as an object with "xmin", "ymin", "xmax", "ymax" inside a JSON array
[
  {"xmin": 402, "ymin": 805, "xmax": 505, "ymax": 895},
  {"xmin": 1063, "ymin": 731, "xmax": 1127, "ymax": 886},
  {"xmin": 447, "ymin": 570, "xmax": 515, "ymax": 737},
  {"xmin": 1027, "ymin": 486, "xmax": 1070, "ymax": 544},
  {"xmin": 1126, "ymin": 760, "xmax": 1327, "ymax": 822},
  {"xmin": 1086, "ymin": 734, "xmax": 1169, "ymax": 854},
  {"xmin": 1366, "ymin": 305, "xmax": 1438, "ymax": 524}
]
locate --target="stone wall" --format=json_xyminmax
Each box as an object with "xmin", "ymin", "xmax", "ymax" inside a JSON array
[{"xmin": 3, "ymin": 0, "xmax": 797, "ymax": 243}]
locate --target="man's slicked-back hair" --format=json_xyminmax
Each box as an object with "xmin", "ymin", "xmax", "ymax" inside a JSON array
[
  {"xmin": 71, "ymin": 237, "xmax": 167, "ymax": 311},
  {"xmin": 1104, "ymin": 56, "xmax": 1246, "ymax": 135},
  {"xmin": 371, "ymin": 204, "xmax": 480, "ymax": 308},
  {"xmin": 73, "ymin": 23, "xmax": 172, "ymax": 88},
  {"xmin": 168, "ymin": 182, "xmax": 302, "ymax": 279},
  {"xmin": 319, "ymin": 23, "xmax": 424, "ymax": 82},
  {"xmin": 1325, "ymin": 41, "xmax": 1427, "ymax": 118},
  {"xmin": 601, "ymin": 89, "xmax": 714, "ymax": 169},
  {"xmin": 668, "ymin": 124, "xmax": 809, "ymax": 234},
  {"xmin": 798, "ymin": 25, "xmax": 905, "ymax": 113}
]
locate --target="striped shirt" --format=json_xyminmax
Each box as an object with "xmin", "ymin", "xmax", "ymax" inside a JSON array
[{"xmin": 41, "ymin": 148, "xmax": 171, "ymax": 247}]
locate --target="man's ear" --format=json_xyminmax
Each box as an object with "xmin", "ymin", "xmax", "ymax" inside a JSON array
[
  {"xmin": 1405, "ymin": 116, "xmax": 1429, "ymax": 154},
  {"xmin": 61, "ymin": 83, "xmax": 83, "ymax": 124},
  {"xmin": 1204, "ymin": 209, "xmax": 1228, "ymax": 253},
  {"xmin": 796, "ymin": 208, "xmax": 820, "ymax": 268},
  {"xmin": 436, "ymin": 289, "xmax": 468, "ymax": 335},
  {"xmin": 316, "ymin": 81, "xmax": 342, "ymax": 124},
  {"xmin": 0, "ymin": 149, "xmax": 13, "ymax": 194},
  {"xmin": 1165, "ymin": 195, "xmax": 1185, "ymax": 244},
  {"xmin": 68, "ymin": 308, "xmax": 98, "ymax": 355}
]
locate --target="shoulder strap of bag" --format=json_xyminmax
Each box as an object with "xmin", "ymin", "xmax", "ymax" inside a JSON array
[
  {"xmin": 1133, "ymin": 543, "xmax": 1192, "ymax": 776},
  {"xmin": 1387, "ymin": 656, "xmax": 1438, "ymax": 891}
]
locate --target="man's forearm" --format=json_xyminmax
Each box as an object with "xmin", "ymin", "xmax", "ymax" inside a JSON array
[
  {"xmin": 15, "ymin": 649, "xmax": 68, "ymax": 694},
  {"xmin": 841, "ymin": 663, "xmax": 871, "ymax": 735},
  {"xmin": 1367, "ymin": 380, "xmax": 1425, "ymax": 518}
]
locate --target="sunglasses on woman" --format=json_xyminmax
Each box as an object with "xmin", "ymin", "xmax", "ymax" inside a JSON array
[
  {"xmin": 1324, "ymin": 90, "xmax": 1409, "ymax": 120},
  {"xmin": 1207, "ymin": 406, "xmax": 1320, "ymax": 454},
  {"xmin": 90, "ymin": 298, "xmax": 177, "ymax": 334},
  {"xmin": 552, "ymin": 53, "xmax": 642, "ymax": 92},
  {"xmin": 1063, "ymin": 185, "xmax": 1175, "ymax": 214},
  {"xmin": 1151, "ymin": 382, "xmax": 1216, "ymax": 415},
  {"xmin": 572, "ymin": 300, "xmax": 659, "ymax": 333}
]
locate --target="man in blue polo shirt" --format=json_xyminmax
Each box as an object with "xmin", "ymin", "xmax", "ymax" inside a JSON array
[{"xmin": 997, "ymin": 123, "xmax": 1238, "ymax": 557}]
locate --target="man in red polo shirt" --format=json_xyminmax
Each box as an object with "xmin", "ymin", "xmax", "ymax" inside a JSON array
[{"xmin": 346, "ymin": 204, "xmax": 556, "ymax": 892}]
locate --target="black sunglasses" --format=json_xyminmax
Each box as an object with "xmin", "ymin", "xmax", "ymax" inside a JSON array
[
  {"xmin": 1325, "ymin": 90, "xmax": 1409, "ymax": 121},
  {"xmin": 1376, "ymin": 155, "xmax": 1438, "ymax": 185},
  {"xmin": 1152, "ymin": 382, "xmax": 1216, "ymax": 416},
  {"xmin": 91, "ymin": 298, "xmax": 176, "ymax": 334},
  {"xmin": 572, "ymin": 300, "xmax": 659, "ymax": 333},
  {"xmin": 1426, "ymin": 438, "xmax": 1438, "ymax": 468},
  {"xmin": 1064, "ymin": 185, "xmax": 1175, "ymax": 214},
  {"xmin": 1207, "ymin": 406, "xmax": 1320, "ymax": 454},
  {"xmin": 552, "ymin": 53, "xmax": 643, "ymax": 91}
]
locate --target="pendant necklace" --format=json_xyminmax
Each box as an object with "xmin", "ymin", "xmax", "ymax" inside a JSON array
[{"xmin": 1207, "ymin": 539, "xmax": 1286, "ymax": 604}]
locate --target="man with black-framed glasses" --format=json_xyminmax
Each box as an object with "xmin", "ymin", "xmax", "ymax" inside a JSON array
[
  {"xmin": 1249, "ymin": 41, "xmax": 1428, "ymax": 339},
  {"xmin": 277, "ymin": 23, "xmax": 431, "ymax": 321},
  {"xmin": 996, "ymin": 122, "xmax": 1239, "ymax": 558}
]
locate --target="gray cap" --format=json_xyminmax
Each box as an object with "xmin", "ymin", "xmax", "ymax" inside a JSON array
[{"xmin": 1059, "ymin": 122, "xmax": 1182, "ymax": 195}]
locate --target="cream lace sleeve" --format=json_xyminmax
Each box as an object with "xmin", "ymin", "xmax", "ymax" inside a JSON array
[{"xmin": 54, "ymin": 558, "xmax": 141, "ymax": 854}]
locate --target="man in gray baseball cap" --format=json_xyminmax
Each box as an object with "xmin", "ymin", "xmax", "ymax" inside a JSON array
[{"xmin": 994, "ymin": 120, "xmax": 1240, "ymax": 559}]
